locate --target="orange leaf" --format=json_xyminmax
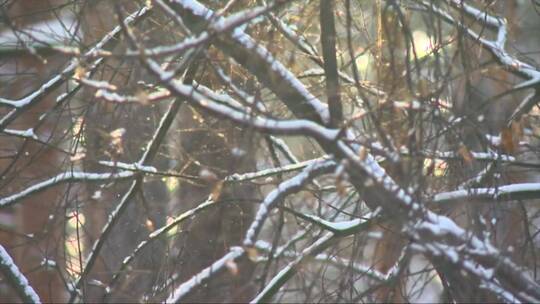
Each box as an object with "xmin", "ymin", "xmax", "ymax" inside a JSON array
[
  {"xmin": 500, "ymin": 127, "xmax": 516, "ymax": 154},
  {"xmin": 145, "ymin": 219, "xmax": 155, "ymax": 232},
  {"xmin": 225, "ymin": 259, "xmax": 239, "ymax": 276},
  {"xmin": 511, "ymin": 120, "xmax": 523, "ymax": 142},
  {"xmin": 245, "ymin": 247, "xmax": 259, "ymax": 262},
  {"xmin": 358, "ymin": 147, "xmax": 368, "ymax": 161},
  {"xmin": 336, "ymin": 178, "xmax": 347, "ymax": 197},
  {"xmin": 74, "ymin": 65, "xmax": 86, "ymax": 80},
  {"xmin": 210, "ymin": 180, "xmax": 224, "ymax": 202},
  {"xmin": 458, "ymin": 144, "xmax": 474, "ymax": 164}
]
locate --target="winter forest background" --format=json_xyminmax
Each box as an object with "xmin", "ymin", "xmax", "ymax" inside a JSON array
[{"xmin": 2, "ymin": 0, "xmax": 540, "ymax": 303}]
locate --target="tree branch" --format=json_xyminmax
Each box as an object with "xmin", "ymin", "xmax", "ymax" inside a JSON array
[{"xmin": 320, "ymin": 0, "xmax": 342, "ymax": 127}]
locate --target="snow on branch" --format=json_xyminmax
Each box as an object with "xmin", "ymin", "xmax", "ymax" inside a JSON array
[
  {"xmin": 283, "ymin": 206, "xmax": 380, "ymax": 235},
  {"xmin": 0, "ymin": 12, "xmax": 80, "ymax": 53},
  {"xmin": 433, "ymin": 183, "xmax": 540, "ymax": 204},
  {"xmin": 267, "ymin": 136, "xmax": 301, "ymax": 164},
  {"xmin": 108, "ymin": 197, "xmax": 217, "ymax": 294},
  {"xmin": 416, "ymin": 0, "xmax": 540, "ymax": 122},
  {"xmin": 2, "ymin": 128, "xmax": 39, "ymax": 141},
  {"xmin": 123, "ymin": 1, "xmax": 278, "ymax": 59},
  {"xmin": 98, "ymin": 160, "xmax": 199, "ymax": 181},
  {"xmin": 143, "ymin": 59, "xmax": 340, "ymax": 140},
  {"xmin": 190, "ymin": 80, "xmax": 262, "ymax": 113},
  {"xmin": 251, "ymin": 208, "xmax": 388, "ymax": 302},
  {"xmin": 99, "ymin": 155, "xmax": 328, "ymax": 186},
  {"xmin": 336, "ymin": 136, "xmax": 540, "ymax": 301},
  {"xmin": 426, "ymin": 0, "xmax": 540, "ymax": 82},
  {"xmin": 146, "ymin": 9, "xmax": 540, "ymax": 296},
  {"xmin": 251, "ymin": 232, "xmax": 335, "ymax": 303},
  {"xmin": 167, "ymin": 0, "xmax": 330, "ymax": 124},
  {"xmin": 94, "ymin": 88, "xmax": 171, "ymax": 104},
  {"xmin": 69, "ymin": 84, "xmax": 183, "ymax": 302},
  {"xmin": 164, "ymin": 159, "xmax": 335, "ymax": 303},
  {"xmin": 67, "ymin": 1, "xmax": 540, "ymax": 302},
  {"xmin": 140, "ymin": 16, "xmax": 540, "ymax": 298},
  {"xmin": 208, "ymin": 64, "xmax": 268, "ymax": 113},
  {"xmin": 165, "ymin": 247, "xmax": 245, "ymax": 303},
  {"xmin": 243, "ymin": 159, "xmax": 336, "ymax": 247},
  {"xmin": 0, "ymin": 7, "xmax": 150, "ymax": 130},
  {"xmin": 266, "ymin": 11, "xmax": 319, "ymax": 62},
  {"xmin": 109, "ymin": 157, "xmax": 328, "ymax": 294},
  {"xmin": 255, "ymin": 239, "xmax": 406, "ymax": 283},
  {"xmin": 0, "ymin": 171, "xmax": 135, "ymax": 209},
  {"xmin": 0, "ymin": 244, "xmax": 41, "ymax": 303},
  {"xmin": 410, "ymin": 212, "xmax": 540, "ymax": 302},
  {"xmin": 5, "ymin": 69, "xmax": 67, "ymax": 108},
  {"xmin": 226, "ymin": 157, "xmax": 329, "ymax": 183},
  {"xmin": 422, "ymin": 149, "xmax": 515, "ymax": 163}
]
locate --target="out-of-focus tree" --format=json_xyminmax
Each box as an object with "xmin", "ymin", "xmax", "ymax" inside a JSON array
[{"xmin": 2, "ymin": 0, "xmax": 540, "ymax": 303}]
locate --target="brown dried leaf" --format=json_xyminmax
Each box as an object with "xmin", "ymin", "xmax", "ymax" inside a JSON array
[
  {"xmin": 145, "ymin": 219, "xmax": 155, "ymax": 232},
  {"xmin": 136, "ymin": 90, "xmax": 150, "ymax": 105},
  {"xmin": 511, "ymin": 120, "xmax": 523, "ymax": 142},
  {"xmin": 199, "ymin": 168, "xmax": 219, "ymax": 183},
  {"xmin": 358, "ymin": 147, "xmax": 368, "ymax": 161},
  {"xmin": 109, "ymin": 128, "xmax": 126, "ymax": 139},
  {"xmin": 70, "ymin": 152, "xmax": 86, "ymax": 162},
  {"xmin": 501, "ymin": 127, "xmax": 516, "ymax": 154},
  {"xmin": 225, "ymin": 259, "xmax": 239, "ymax": 276},
  {"xmin": 423, "ymin": 159, "xmax": 435, "ymax": 176},
  {"xmin": 458, "ymin": 144, "xmax": 474, "ymax": 164},
  {"xmin": 210, "ymin": 180, "xmax": 224, "ymax": 202},
  {"xmin": 109, "ymin": 128, "xmax": 126, "ymax": 156},
  {"xmin": 245, "ymin": 247, "xmax": 259, "ymax": 262},
  {"xmin": 336, "ymin": 178, "xmax": 347, "ymax": 197},
  {"xmin": 74, "ymin": 65, "xmax": 86, "ymax": 80}
]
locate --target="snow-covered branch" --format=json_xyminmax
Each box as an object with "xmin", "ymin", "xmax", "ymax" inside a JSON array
[
  {"xmin": 143, "ymin": 59, "xmax": 340, "ymax": 141},
  {"xmin": 250, "ymin": 210, "xmax": 385, "ymax": 303},
  {"xmin": 0, "ymin": 7, "xmax": 150, "ymax": 131},
  {"xmin": 226, "ymin": 157, "xmax": 329, "ymax": 183},
  {"xmin": 108, "ymin": 197, "xmax": 217, "ymax": 294},
  {"xmin": 141, "ymin": 2, "xmax": 540, "ymax": 300},
  {"xmin": 0, "ymin": 244, "xmax": 41, "ymax": 303},
  {"xmin": 94, "ymin": 88, "xmax": 171, "ymax": 104},
  {"xmin": 69, "ymin": 79, "xmax": 184, "ymax": 302},
  {"xmin": 166, "ymin": 0, "xmax": 330, "ymax": 125},
  {"xmin": 243, "ymin": 159, "xmax": 336, "ymax": 246},
  {"xmin": 0, "ymin": 171, "xmax": 135, "ymax": 209},
  {"xmin": 165, "ymin": 247, "xmax": 245, "ymax": 303},
  {"xmin": 416, "ymin": 0, "xmax": 540, "ymax": 122},
  {"xmin": 283, "ymin": 207, "xmax": 380, "ymax": 235},
  {"xmin": 108, "ymin": 156, "xmax": 332, "ymax": 295},
  {"xmin": 98, "ymin": 160, "xmax": 197, "ymax": 181},
  {"xmin": 424, "ymin": 0, "xmax": 540, "ymax": 83},
  {"xmin": 335, "ymin": 137, "xmax": 540, "ymax": 301},
  {"xmin": 164, "ymin": 159, "xmax": 334, "ymax": 303},
  {"xmin": 267, "ymin": 136, "xmax": 301, "ymax": 164},
  {"xmin": 251, "ymin": 232, "xmax": 335, "ymax": 303},
  {"xmin": 433, "ymin": 183, "xmax": 540, "ymax": 204},
  {"xmin": 255, "ymin": 239, "xmax": 407, "ymax": 283}
]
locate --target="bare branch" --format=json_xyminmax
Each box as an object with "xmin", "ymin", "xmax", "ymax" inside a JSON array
[
  {"xmin": 0, "ymin": 245, "xmax": 41, "ymax": 303},
  {"xmin": 320, "ymin": 0, "xmax": 343, "ymax": 127}
]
